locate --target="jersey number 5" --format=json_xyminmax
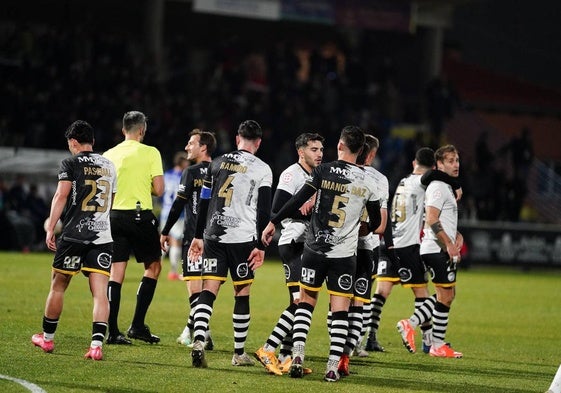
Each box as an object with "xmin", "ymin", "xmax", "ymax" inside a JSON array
[{"xmin": 328, "ymin": 195, "xmax": 349, "ymax": 228}]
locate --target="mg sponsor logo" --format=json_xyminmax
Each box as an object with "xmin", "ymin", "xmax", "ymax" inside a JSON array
[{"xmin": 330, "ymin": 166, "xmax": 351, "ymax": 177}]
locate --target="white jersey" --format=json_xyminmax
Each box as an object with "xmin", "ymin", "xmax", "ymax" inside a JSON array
[
  {"xmin": 161, "ymin": 167, "xmax": 183, "ymax": 223},
  {"xmin": 391, "ymin": 173, "xmax": 426, "ymax": 248},
  {"xmin": 160, "ymin": 167, "xmax": 184, "ymax": 238},
  {"xmin": 420, "ymin": 180, "xmax": 458, "ymax": 255},
  {"xmin": 277, "ymin": 163, "xmax": 311, "ymax": 246},
  {"xmin": 357, "ymin": 166, "xmax": 388, "ymax": 250},
  {"xmin": 203, "ymin": 150, "xmax": 273, "ymax": 244}
]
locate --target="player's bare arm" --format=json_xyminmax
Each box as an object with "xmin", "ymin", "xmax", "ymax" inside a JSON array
[
  {"xmin": 426, "ymin": 205, "xmax": 460, "ymax": 262},
  {"xmin": 151, "ymin": 174, "xmax": 165, "ymax": 197},
  {"xmin": 46, "ymin": 180, "xmax": 71, "ymax": 252}
]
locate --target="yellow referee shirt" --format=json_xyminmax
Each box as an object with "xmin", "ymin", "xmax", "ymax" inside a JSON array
[{"xmin": 103, "ymin": 140, "xmax": 163, "ymax": 210}]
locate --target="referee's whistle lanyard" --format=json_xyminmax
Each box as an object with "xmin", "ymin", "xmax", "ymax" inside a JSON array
[{"xmin": 135, "ymin": 201, "xmax": 141, "ymax": 223}]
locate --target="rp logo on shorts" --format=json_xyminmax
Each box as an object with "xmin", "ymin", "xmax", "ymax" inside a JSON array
[
  {"xmin": 203, "ymin": 258, "xmax": 218, "ymax": 273},
  {"xmin": 188, "ymin": 257, "xmax": 203, "ymax": 272},
  {"xmin": 301, "ymin": 267, "xmax": 316, "ymax": 284},
  {"xmin": 63, "ymin": 256, "xmax": 81, "ymax": 270}
]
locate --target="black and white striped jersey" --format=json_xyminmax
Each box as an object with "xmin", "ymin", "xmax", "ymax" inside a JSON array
[
  {"xmin": 305, "ymin": 160, "xmax": 381, "ymax": 258},
  {"xmin": 203, "ymin": 150, "xmax": 273, "ymax": 244},
  {"xmin": 58, "ymin": 152, "xmax": 116, "ymax": 245}
]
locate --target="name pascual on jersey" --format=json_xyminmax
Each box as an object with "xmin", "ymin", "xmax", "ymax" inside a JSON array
[{"xmin": 83, "ymin": 166, "xmax": 112, "ymax": 176}]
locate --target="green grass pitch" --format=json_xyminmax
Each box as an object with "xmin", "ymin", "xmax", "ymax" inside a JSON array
[{"xmin": 1, "ymin": 251, "xmax": 560, "ymax": 392}]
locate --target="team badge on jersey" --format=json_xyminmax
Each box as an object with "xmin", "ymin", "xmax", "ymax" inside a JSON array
[{"xmin": 281, "ymin": 172, "xmax": 294, "ymax": 184}]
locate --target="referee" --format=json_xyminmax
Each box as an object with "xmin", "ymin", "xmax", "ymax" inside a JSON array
[{"xmin": 103, "ymin": 111, "xmax": 164, "ymax": 345}]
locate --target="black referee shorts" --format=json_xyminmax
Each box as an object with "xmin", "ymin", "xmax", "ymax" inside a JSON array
[{"xmin": 110, "ymin": 210, "xmax": 161, "ymax": 263}]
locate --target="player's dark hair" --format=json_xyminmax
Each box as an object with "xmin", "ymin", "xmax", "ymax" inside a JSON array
[
  {"xmin": 435, "ymin": 144, "xmax": 458, "ymax": 163},
  {"xmin": 65, "ymin": 120, "xmax": 94, "ymax": 144},
  {"xmin": 415, "ymin": 147, "xmax": 435, "ymax": 167},
  {"xmin": 295, "ymin": 133, "xmax": 324, "ymax": 150},
  {"xmin": 123, "ymin": 111, "xmax": 147, "ymax": 131},
  {"xmin": 237, "ymin": 120, "xmax": 262, "ymax": 140},
  {"xmin": 356, "ymin": 134, "xmax": 379, "ymax": 165},
  {"xmin": 190, "ymin": 129, "xmax": 218, "ymax": 156},
  {"xmin": 340, "ymin": 125, "xmax": 365, "ymax": 154}
]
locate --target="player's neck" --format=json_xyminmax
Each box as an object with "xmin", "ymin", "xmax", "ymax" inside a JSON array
[
  {"xmin": 413, "ymin": 165, "xmax": 428, "ymax": 175},
  {"xmin": 195, "ymin": 155, "xmax": 211, "ymax": 164},
  {"xmin": 337, "ymin": 151, "xmax": 357, "ymax": 164},
  {"xmin": 298, "ymin": 160, "xmax": 312, "ymax": 173},
  {"xmin": 74, "ymin": 146, "xmax": 93, "ymax": 155},
  {"xmin": 237, "ymin": 142, "xmax": 257, "ymax": 155},
  {"xmin": 124, "ymin": 132, "xmax": 143, "ymax": 142}
]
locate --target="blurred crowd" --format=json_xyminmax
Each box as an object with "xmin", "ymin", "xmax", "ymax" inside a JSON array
[
  {"xmin": 0, "ymin": 21, "xmax": 440, "ymax": 178},
  {"xmin": 0, "ymin": 18, "xmax": 545, "ymax": 250},
  {"xmin": 0, "ymin": 174, "xmax": 48, "ymax": 251}
]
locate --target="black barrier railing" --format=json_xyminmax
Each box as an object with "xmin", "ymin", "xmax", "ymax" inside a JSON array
[{"xmin": 460, "ymin": 220, "xmax": 561, "ymax": 267}]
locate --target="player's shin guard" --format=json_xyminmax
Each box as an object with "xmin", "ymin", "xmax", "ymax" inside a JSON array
[
  {"xmin": 107, "ymin": 281, "xmax": 121, "ymax": 335},
  {"xmin": 266, "ymin": 302, "xmax": 297, "ymax": 349},
  {"xmin": 233, "ymin": 295, "xmax": 250, "ymax": 355},
  {"xmin": 131, "ymin": 276, "xmax": 157, "ymax": 327},
  {"xmin": 193, "ymin": 290, "xmax": 216, "ymax": 343}
]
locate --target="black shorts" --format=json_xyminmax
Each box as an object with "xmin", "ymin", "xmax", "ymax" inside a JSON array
[
  {"xmin": 370, "ymin": 246, "xmax": 379, "ymax": 281},
  {"xmin": 300, "ymin": 245, "xmax": 355, "ymax": 298},
  {"xmin": 354, "ymin": 248, "xmax": 374, "ymax": 303},
  {"xmin": 110, "ymin": 210, "xmax": 161, "ymax": 263},
  {"xmin": 395, "ymin": 244, "xmax": 429, "ymax": 287},
  {"xmin": 421, "ymin": 251, "xmax": 458, "ymax": 287},
  {"xmin": 202, "ymin": 239, "xmax": 256, "ymax": 285},
  {"xmin": 53, "ymin": 239, "xmax": 112, "ymax": 277},
  {"xmin": 181, "ymin": 241, "xmax": 203, "ymax": 281},
  {"xmin": 278, "ymin": 241, "xmax": 304, "ymax": 287},
  {"xmin": 375, "ymin": 246, "xmax": 400, "ymax": 283}
]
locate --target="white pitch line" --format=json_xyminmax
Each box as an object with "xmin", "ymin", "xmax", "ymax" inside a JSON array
[{"xmin": 0, "ymin": 374, "xmax": 47, "ymax": 393}]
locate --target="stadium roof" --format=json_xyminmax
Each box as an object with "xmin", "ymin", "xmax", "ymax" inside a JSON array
[{"xmin": 0, "ymin": 147, "xmax": 69, "ymax": 178}]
